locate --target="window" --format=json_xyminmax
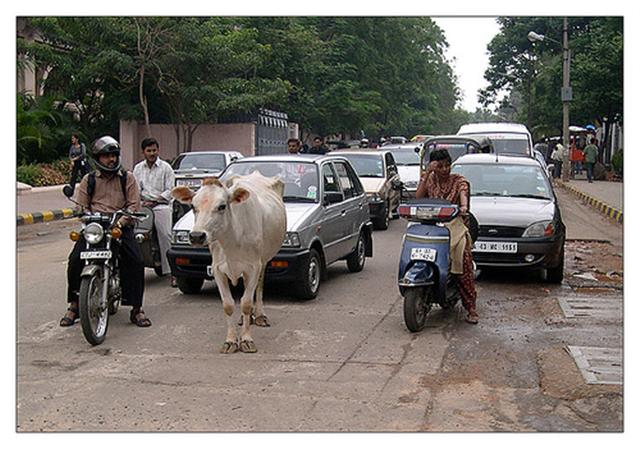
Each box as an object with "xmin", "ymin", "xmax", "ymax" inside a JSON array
[
  {"xmin": 322, "ymin": 164, "xmax": 340, "ymax": 193},
  {"xmin": 385, "ymin": 153, "xmax": 398, "ymax": 177},
  {"xmin": 345, "ymin": 162, "xmax": 364, "ymax": 196},
  {"xmin": 333, "ymin": 162, "xmax": 355, "ymax": 199}
]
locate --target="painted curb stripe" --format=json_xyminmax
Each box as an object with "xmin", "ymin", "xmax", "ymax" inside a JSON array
[
  {"xmin": 17, "ymin": 208, "xmax": 78, "ymax": 226},
  {"xmin": 559, "ymin": 182, "xmax": 623, "ymax": 224}
]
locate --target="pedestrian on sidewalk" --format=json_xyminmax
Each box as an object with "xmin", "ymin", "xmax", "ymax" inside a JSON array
[
  {"xmin": 583, "ymin": 137, "xmax": 599, "ymax": 183},
  {"xmin": 551, "ymin": 142, "xmax": 566, "ymax": 179},
  {"xmin": 68, "ymin": 133, "xmax": 91, "ymax": 192},
  {"xmin": 570, "ymin": 138, "xmax": 584, "ymax": 177}
]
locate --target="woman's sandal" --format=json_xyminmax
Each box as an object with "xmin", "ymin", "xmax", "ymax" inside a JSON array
[
  {"xmin": 59, "ymin": 307, "xmax": 79, "ymax": 327},
  {"xmin": 130, "ymin": 308, "xmax": 152, "ymax": 327}
]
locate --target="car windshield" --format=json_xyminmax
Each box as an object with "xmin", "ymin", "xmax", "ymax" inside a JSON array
[
  {"xmin": 466, "ymin": 134, "xmax": 530, "ymax": 155},
  {"xmin": 387, "ymin": 149, "xmax": 420, "ymax": 166},
  {"xmin": 172, "ymin": 153, "xmax": 227, "ymax": 171},
  {"xmin": 223, "ymin": 161, "xmax": 319, "ymax": 202},
  {"xmin": 339, "ymin": 154, "xmax": 384, "ymax": 177},
  {"xmin": 451, "ymin": 163, "xmax": 552, "ymax": 199},
  {"xmin": 422, "ymin": 142, "xmax": 469, "ymax": 170}
]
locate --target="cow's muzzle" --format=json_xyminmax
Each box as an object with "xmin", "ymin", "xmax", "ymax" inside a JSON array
[{"xmin": 189, "ymin": 231, "xmax": 207, "ymax": 246}]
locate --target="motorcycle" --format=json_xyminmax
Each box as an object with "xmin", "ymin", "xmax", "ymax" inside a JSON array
[
  {"xmin": 397, "ymin": 198, "xmax": 478, "ymax": 332},
  {"xmin": 134, "ymin": 206, "xmax": 164, "ymax": 277},
  {"xmin": 70, "ymin": 209, "xmax": 145, "ymax": 345}
]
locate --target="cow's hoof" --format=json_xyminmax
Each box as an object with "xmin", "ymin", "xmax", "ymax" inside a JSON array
[
  {"xmin": 255, "ymin": 315, "xmax": 271, "ymax": 327},
  {"xmin": 239, "ymin": 340, "xmax": 257, "ymax": 353},
  {"xmin": 220, "ymin": 341, "xmax": 239, "ymax": 354},
  {"xmin": 238, "ymin": 314, "xmax": 256, "ymax": 326}
]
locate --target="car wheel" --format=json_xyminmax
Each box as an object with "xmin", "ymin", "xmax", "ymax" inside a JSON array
[
  {"xmin": 296, "ymin": 248, "xmax": 322, "ymax": 300},
  {"xmin": 346, "ymin": 232, "xmax": 366, "ymax": 273},
  {"xmin": 373, "ymin": 202, "xmax": 389, "ymax": 230},
  {"xmin": 176, "ymin": 277, "xmax": 204, "ymax": 294},
  {"xmin": 546, "ymin": 247, "xmax": 564, "ymax": 284}
]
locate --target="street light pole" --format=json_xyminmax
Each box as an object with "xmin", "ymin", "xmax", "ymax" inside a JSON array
[{"xmin": 561, "ymin": 17, "xmax": 572, "ymax": 182}]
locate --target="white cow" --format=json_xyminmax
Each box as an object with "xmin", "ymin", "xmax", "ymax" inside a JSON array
[{"xmin": 171, "ymin": 172, "xmax": 286, "ymax": 353}]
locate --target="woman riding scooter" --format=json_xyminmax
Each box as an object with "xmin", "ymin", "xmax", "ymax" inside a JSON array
[{"xmin": 415, "ymin": 149, "xmax": 478, "ymax": 324}]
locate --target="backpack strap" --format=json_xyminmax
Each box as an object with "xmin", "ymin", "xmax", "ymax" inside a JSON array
[{"xmin": 86, "ymin": 170, "xmax": 128, "ymax": 208}]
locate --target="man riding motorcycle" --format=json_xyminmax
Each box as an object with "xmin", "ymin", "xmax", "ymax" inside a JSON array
[{"xmin": 60, "ymin": 136, "xmax": 151, "ymax": 328}]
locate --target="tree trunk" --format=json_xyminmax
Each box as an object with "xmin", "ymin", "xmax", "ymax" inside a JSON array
[{"xmin": 139, "ymin": 65, "xmax": 151, "ymax": 138}]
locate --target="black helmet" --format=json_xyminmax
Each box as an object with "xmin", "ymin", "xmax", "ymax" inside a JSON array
[{"xmin": 91, "ymin": 135, "xmax": 121, "ymax": 173}]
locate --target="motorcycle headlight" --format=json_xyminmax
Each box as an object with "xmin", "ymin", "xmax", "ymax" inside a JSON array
[
  {"xmin": 522, "ymin": 220, "xmax": 554, "ymax": 238},
  {"xmin": 84, "ymin": 223, "xmax": 105, "ymax": 244},
  {"xmin": 282, "ymin": 232, "xmax": 301, "ymax": 248},
  {"xmin": 172, "ymin": 230, "xmax": 191, "ymax": 245}
]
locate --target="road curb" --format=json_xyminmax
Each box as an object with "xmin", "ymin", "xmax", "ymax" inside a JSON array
[
  {"xmin": 557, "ymin": 181, "xmax": 623, "ymax": 224},
  {"xmin": 17, "ymin": 208, "xmax": 78, "ymax": 226}
]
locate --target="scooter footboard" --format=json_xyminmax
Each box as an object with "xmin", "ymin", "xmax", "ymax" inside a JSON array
[{"xmin": 398, "ymin": 223, "xmax": 450, "ymax": 302}]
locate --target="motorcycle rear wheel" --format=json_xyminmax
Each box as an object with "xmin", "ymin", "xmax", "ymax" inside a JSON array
[
  {"xmin": 79, "ymin": 271, "xmax": 109, "ymax": 346},
  {"xmin": 403, "ymin": 287, "xmax": 432, "ymax": 332}
]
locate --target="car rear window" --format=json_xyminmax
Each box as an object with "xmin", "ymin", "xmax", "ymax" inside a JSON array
[{"xmin": 173, "ymin": 153, "xmax": 227, "ymax": 171}]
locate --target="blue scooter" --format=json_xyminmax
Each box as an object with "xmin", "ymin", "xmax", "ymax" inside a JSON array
[{"xmin": 397, "ymin": 198, "xmax": 478, "ymax": 332}]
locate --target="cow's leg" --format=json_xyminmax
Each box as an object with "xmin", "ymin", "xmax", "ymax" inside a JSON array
[
  {"xmin": 254, "ymin": 264, "xmax": 270, "ymax": 327},
  {"xmin": 239, "ymin": 267, "xmax": 261, "ymax": 353},
  {"xmin": 213, "ymin": 269, "xmax": 238, "ymax": 354}
]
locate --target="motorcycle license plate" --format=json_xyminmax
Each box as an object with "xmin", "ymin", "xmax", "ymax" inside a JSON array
[
  {"xmin": 472, "ymin": 241, "xmax": 518, "ymax": 253},
  {"xmin": 411, "ymin": 247, "xmax": 437, "ymax": 262},
  {"xmin": 80, "ymin": 250, "xmax": 112, "ymax": 260}
]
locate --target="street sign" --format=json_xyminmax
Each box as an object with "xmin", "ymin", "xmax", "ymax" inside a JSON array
[{"xmin": 561, "ymin": 87, "xmax": 573, "ymax": 102}]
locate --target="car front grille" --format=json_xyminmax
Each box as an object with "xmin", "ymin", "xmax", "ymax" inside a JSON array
[{"xmin": 478, "ymin": 225, "xmax": 525, "ymax": 238}]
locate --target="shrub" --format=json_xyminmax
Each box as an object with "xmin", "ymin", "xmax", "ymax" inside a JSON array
[
  {"xmin": 17, "ymin": 164, "xmax": 42, "ymax": 186},
  {"xmin": 17, "ymin": 159, "xmax": 71, "ymax": 187},
  {"xmin": 611, "ymin": 149, "xmax": 623, "ymax": 176}
]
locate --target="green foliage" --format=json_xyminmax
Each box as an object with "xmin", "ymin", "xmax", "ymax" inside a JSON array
[
  {"xmin": 481, "ymin": 17, "xmax": 623, "ymax": 132},
  {"xmin": 611, "ymin": 149, "xmax": 623, "ymax": 175},
  {"xmin": 17, "ymin": 160, "xmax": 70, "ymax": 187},
  {"xmin": 16, "ymin": 164, "xmax": 41, "ymax": 186}
]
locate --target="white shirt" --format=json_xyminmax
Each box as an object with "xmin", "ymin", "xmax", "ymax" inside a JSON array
[{"xmin": 133, "ymin": 158, "xmax": 175, "ymax": 203}]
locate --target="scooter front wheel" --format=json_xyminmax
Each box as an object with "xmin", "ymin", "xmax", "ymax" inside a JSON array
[
  {"xmin": 79, "ymin": 270, "xmax": 109, "ymax": 346},
  {"xmin": 403, "ymin": 287, "xmax": 432, "ymax": 332}
]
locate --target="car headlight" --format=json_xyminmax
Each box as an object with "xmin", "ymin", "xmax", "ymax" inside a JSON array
[
  {"xmin": 282, "ymin": 232, "xmax": 301, "ymax": 248},
  {"xmin": 84, "ymin": 223, "xmax": 104, "ymax": 244},
  {"xmin": 522, "ymin": 220, "xmax": 554, "ymax": 237},
  {"xmin": 367, "ymin": 193, "xmax": 383, "ymax": 202},
  {"xmin": 172, "ymin": 230, "xmax": 191, "ymax": 245}
]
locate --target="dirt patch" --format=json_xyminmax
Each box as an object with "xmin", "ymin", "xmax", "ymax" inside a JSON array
[
  {"xmin": 537, "ymin": 347, "xmax": 621, "ymax": 401},
  {"xmin": 565, "ymin": 240, "xmax": 623, "ymax": 288}
]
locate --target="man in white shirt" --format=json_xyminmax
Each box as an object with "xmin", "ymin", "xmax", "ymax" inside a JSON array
[{"xmin": 133, "ymin": 137, "xmax": 175, "ymax": 277}]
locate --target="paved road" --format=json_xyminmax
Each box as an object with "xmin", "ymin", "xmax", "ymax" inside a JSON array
[{"xmin": 16, "ymin": 191, "xmax": 622, "ymax": 431}]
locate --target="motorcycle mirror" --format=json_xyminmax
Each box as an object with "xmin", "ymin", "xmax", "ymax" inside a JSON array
[{"xmin": 62, "ymin": 185, "xmax": 74, "ymax": 198}]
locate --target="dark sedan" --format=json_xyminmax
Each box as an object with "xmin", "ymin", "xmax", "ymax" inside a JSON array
[{"xmin": 451, "ymin": 154, "xmax": 566, "ymax": 283}]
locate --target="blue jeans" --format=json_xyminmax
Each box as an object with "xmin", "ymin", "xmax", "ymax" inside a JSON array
[{"xmin": 586, "ymin": 162, "xmax": 594, "ymax": 182}]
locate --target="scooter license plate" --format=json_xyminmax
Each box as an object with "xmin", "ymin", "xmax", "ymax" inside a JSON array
[
  {"xmin": 411, "ymin": 247, "xmax": 437, "ymax": 262},
  {"xmin": 80, "ymin": 250, "xmax": 112, "ymax": 260}
]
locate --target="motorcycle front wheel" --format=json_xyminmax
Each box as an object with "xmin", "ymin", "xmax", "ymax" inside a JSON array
[
  {"xmin": 403, "ymin": 286, "xmax": 432, "ymax": 333},
  {"xmin": 79, "ymin": 269, "xmax": 109, "ymax": 346}
]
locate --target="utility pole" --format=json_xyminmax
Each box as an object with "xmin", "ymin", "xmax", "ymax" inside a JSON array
[{"xmin": 561, "ymin": 17, "xmax": 572, "ymax": 182}]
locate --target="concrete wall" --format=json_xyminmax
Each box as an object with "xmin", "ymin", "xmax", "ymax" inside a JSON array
[{"xmin": 119, "ymin": 121, "xmax": 257, "ymax": 171}]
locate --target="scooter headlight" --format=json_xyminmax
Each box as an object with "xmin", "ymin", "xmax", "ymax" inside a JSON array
[{"xmin": 84, "ymin": 223, "xmax": 105, "ymax": 244}]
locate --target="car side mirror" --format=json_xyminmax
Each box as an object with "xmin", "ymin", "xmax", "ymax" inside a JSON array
[{"xmin": 323, "ymin": 191, "xmax": 344, "ymax": 205}]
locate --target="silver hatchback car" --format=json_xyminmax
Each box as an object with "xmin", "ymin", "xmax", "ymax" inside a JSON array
[{"xmin": 168, "ymin": 154, "xmax": 374, "ymax": 299}]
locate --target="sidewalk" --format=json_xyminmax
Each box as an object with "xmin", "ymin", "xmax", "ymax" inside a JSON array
[
  {"xmin": 556, "ymin": 174, "xmax": 623, "ymax": 223},
  {"xmin": 16, "ymin": 184, "xmax": 78, "ymax": 225}
]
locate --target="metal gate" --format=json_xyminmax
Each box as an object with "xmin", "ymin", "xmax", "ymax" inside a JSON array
[{"xmin": 255, "ymin": 108, "xmax": 289, "ymax": 156}]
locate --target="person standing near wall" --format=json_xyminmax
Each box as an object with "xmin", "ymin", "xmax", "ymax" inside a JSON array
[
  {"xmin": 583, "ymin": 137, "xmax": 599, "ymax": 183},
  {"xmin": 68, "ymin": 133, "xmax": 91, "ymax": 192}
]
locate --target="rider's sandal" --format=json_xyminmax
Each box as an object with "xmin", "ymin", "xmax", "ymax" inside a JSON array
[
  {"xmin": 130, "ymin": 308, "xmax": 152, "ymax": 327},
  {"xmin": 59, "ymin": 307, "xmax": 79, "ymax": 327},
  {"xmin": 465, "ymin": 311, "xmax": 479, "ymax": 325}
]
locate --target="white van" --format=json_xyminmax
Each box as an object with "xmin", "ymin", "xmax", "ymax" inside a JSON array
[{"xmin": 457, "ymin": 123, "xmax": 534, "ymax": 157}]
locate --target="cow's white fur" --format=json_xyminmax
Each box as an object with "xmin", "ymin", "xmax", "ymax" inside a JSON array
[{"xmin": 172, "ymin": 171, "xmax": 286, "ymax": 353}]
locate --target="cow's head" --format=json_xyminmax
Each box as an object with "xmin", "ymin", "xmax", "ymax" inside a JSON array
[{"xmin": 171, "ymin": 177, "xmax": 250, "ymax": 246}]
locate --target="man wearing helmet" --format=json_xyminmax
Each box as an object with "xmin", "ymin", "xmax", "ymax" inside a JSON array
[{"xmin": 60, "ymin": 136, "xmax": 152, "ymax": 328}]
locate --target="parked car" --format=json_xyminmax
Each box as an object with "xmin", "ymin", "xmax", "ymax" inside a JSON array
[
  {"xmin": 451, "ymin": 153, "xmax": 566, "ymax": 283},
  {"xmin": 168, "ymin": 154, "xmax": 374, "ymax": 299},
  {"xmin": 331, "ymin": 150, "xmax": 403, "ymax": 230},
  {"xmin": 382, "ymin": 143, "xmax": 422, "ymax": 198},
  {"xmin": 457, "ymin": 122, "xmax": 534, "ymax": 157},
  {"xmin": 170, "ymin": 150, "xmax": 244, "ymax": 224}
]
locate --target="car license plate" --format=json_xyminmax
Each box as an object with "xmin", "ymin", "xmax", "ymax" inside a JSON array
[
  {"xmin": 176, "ymin": 178, "xmax": 202, "ymax": 188},
  {"xmin": 80, "ymin": 250, "xmax": 112, "ymax": 260},
  {"xmin": 206, "ymin": 265, "xmax": 213, "ymax": 277},
  {"xmin": 472, "ymin": 241, "xmax": 518, "ymax": 253},
  {"xmin": 411, "ymin": 247, "xmax": 437, "ymax": 262}
]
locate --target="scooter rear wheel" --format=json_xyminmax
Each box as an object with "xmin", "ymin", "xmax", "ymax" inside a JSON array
[{"xmin": 403, "ymin": 287, "xmax": 432, "ymax": 332}]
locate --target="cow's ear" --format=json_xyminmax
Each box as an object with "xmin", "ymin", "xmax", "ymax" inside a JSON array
[
  {"xmin": 231, "ymin": 187, "xmax": 250, "ymax": 204},
  {"xmin": 171, "ymin": 186, "xmax": 195, "ymax": 205}
]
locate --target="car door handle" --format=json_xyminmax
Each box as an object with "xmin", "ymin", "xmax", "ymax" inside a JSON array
[{"xmin": 341, "ymin": 209, "xmax": 347, "ymax": 216}]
